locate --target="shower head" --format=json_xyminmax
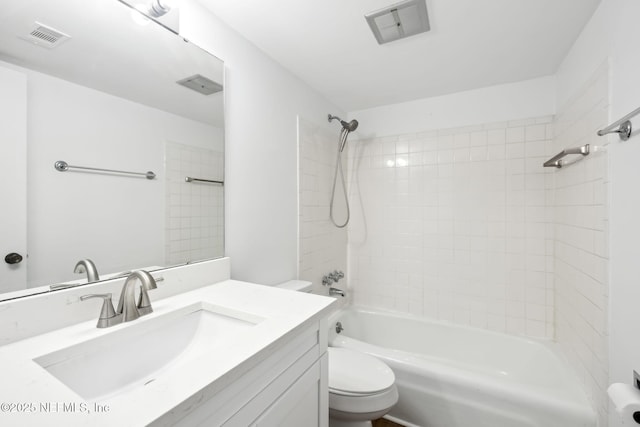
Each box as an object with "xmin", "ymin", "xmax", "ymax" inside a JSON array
[
  {"xmin": 341, "ymin": 119, "xmax": 359, "ymax": 132},
  {"xmin": 328, "ymin": 114, "xmax": 359, "ymax": 133}
]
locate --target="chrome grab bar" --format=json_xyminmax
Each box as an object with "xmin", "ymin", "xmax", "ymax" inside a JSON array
[{"xmin": 543, "ymin": 144, "xmax": 590, "ymax": 168}]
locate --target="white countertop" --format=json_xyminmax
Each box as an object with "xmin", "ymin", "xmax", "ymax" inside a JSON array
[{"xmin": 0, "ymin": 280, "xmax": 336, "ymax": 426}]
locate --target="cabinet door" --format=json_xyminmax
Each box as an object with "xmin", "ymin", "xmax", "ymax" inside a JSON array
[
  {"xmin": 0, "ymin": 64, "xmax": 27, "ymax": 292},
  {"xmin": 252, "ymin": 355, "xmax": 327, "ymax": 427}
]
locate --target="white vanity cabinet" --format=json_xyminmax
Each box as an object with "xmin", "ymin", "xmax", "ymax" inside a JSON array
[{"xmin": 163, "ymin": 317, "xmax": 329, "ymax": 427}]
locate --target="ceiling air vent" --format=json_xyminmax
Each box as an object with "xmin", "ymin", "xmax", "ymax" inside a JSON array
[
  {"xmin": 20, "ymin": 22, "xmax": 71, "ymax": 49},
  {"xmin": 177, "ymin": 74, "xmax": 223, "ymax": 96},
  {"xmin": 365, "ymin": 0, "xmax": 430, "ymax": 45}
]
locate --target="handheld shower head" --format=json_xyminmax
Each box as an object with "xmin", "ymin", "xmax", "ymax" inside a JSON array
[
  {"xmin": 341, "ymin": 119, "xmax": 359, "ymax": 132},
  {"xmin": 328, "ymin": 114, "xmax": 359, "ymax": 133}
]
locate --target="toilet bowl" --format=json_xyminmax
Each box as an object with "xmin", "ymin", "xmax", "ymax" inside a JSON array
[
  {"xmin": 274, "ymin": 281, "xmax": 398, "ymax": 426},
  {"xmin": 328, "ymin": 347, "xmax": 398, "ymax": 427}
]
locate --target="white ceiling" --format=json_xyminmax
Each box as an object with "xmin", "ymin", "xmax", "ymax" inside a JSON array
[{"xmin": 199, "ymin": 0, "xmax": 601, "ymax": 112}]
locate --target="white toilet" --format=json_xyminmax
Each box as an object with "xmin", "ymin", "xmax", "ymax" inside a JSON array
[
  {"xmin": 328, "ymin": 347, "xmax": 398, "ymax": 427},
  {"xmin": 276, "ymin": 281, "xmax": 398, "ymax": 427}
]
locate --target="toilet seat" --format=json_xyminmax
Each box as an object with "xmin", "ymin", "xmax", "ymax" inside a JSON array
[
  {"xmin": 327, "ymin": 347, "xmax": 399, "ymax": 424},
  {"xmin": 328, "ymin": 347, "xmax": 395, "ymax": 395}
]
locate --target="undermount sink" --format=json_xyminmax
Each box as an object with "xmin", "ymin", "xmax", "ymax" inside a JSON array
[{"xmin": 34, "ymin": 302, "xmax": 264, "ymax": 401}]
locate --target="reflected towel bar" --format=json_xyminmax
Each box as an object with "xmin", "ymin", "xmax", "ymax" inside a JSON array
[
  {"xmin": 185, "ymin": 176, "xmax": 224, "ymax": 185},
  {"xmin": 54, "ymin": 161, "xmax": 156, "ymax": 180},
  {"xmin": 543, "ymin": 144, "xmax": 590, "ymax": 168},
  {"xmin": 597, "ymin": 105, "xmax": 640, "ymax": 141}
]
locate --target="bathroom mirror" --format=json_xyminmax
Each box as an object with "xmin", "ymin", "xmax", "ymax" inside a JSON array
[{"xmin": 0, "ymin": 0, "xmax": 224, "ymax": 300}]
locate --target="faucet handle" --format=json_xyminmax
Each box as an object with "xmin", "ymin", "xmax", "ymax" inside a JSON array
[
  {"xmin": 327, "ymin": 270, "xmax": 344, "ymax": 282},
  {"xmin": 80, "ymin": 293, "xmax": 120, "ymax": 328}
]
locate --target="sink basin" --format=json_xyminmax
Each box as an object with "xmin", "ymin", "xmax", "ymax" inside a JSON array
[{"xmin": 34, "ymin": 302, "xmax": 264, "ymax": 401}]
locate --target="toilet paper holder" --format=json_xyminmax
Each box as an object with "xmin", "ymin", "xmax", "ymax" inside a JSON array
[{"xmin": 633, "ymin": 371, "xmax": 640, "ymax": 424}]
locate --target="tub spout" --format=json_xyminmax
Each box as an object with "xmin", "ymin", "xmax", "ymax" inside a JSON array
[{"xmin": 329, "ymin": 287, "xmax": 345, "ymax": 297}]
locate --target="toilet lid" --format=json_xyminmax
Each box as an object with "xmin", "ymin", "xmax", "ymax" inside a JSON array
[{"xmin": 328, "ymin": 347, "xmax": 395, "ymax": 395}]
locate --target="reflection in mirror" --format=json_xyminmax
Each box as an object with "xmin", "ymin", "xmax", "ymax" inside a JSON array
[{"xmin": 0, "ymin": 0, "xmax": 224, "ymax": 300}]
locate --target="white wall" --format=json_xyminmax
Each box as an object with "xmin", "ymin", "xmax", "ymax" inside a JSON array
[
  {"xmin": 345, "ymin": 115, "xmax": 556, "ymax": 337},
  {"xmin": 553, "ymin": 62, "xmax": 610, "ymax": 427},
  {"xmin": 554, "ymin": 0, "xmax": 640, "ymax": 425},
  {"xmin": 0, "ymin": 66, "xmax": 27, "ymax": 293},
  {"xmin": 339, "ymin": 75, "xmax": 558, "ymax": 336},
  {"xmin": 531, "ymin": 0, "xmax": 640, "ymax": 425},
  {"xmin": 297, "ymin": 117, "xmax": 348, "ymax": 296},
  {"xmin": 180, "ymin": 1, "xmax": 344, "ymax": 285},
  {"xmin": 605, "ymin": 1, "xmax": 640, "ymax": 426},
  {"xmin": 348, "ymin": 76, "xmax": 556, "ymax": 139}
]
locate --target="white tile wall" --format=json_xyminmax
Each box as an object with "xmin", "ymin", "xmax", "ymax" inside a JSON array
[
  {"xmin": 165, "ymin": 141, "xmax": 224, "ymax": 265},
  {"xmin": 346, "ymin": 116, "xmax": 555, "ymax": 338},
  {"xmin": 552, "ymin": 62, "xmax": 609, "ymax": 426},
  {"xmin": 298, "ymin": 118, "xmax": 348, "ymax": 295}
]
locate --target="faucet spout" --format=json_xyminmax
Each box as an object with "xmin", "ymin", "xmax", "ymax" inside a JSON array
[
  {"xmin": 116, "ymin": 270, "xmax": 157, "ymax": 322},
  {"xmin": 329, "ymin": 287, "xmax": 346, "ymax": 297},
  {"xmin": 74, "ymin": 259, "xmax": 100, "ymax": 282}
]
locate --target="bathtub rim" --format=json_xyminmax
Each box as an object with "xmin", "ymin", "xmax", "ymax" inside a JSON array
[
  {"xmin": 327, "ymin": 304, "xmax": 596, "ymax": 422},
  {"xmin": 328, "ymin": 305, "xmax": 572, "ymax": 364}
]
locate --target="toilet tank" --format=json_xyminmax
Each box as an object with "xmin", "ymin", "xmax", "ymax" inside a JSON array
[{"xmin": 276, "ymin": 280, "xmax": 313, "ymax": 293}]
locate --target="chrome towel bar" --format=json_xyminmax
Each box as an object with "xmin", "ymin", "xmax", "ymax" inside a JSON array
[
  {"xmin": 543, "ymin": 144, "xmax": 590, "ymax": 168},
  {"xmin": 597, "ymin": 105, "xmax": 640, "ymax": 141},
  {"xmin": 54, "ymin": 160, "xmax": 156, "ymax": 180},
  {"xmin": 185, "ymin": 176, "xmax": 224, "ymax": 185}
]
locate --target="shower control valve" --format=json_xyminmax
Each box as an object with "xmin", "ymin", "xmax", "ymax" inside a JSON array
[
  {"xmin": 328, "ymin": 270, "xmax": 344, "ymax": 282},
  {"xmin": 323, "ymin": 270, "xmax": 344, "ymax": 286},
  {"xmin": 322, "ymin": 275, "xmax": 333, "ymax": 287}
]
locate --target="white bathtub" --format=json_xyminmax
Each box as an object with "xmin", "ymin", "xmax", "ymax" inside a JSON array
[{"xmin": 328, "ymin": 307, "xmax": 596, "ymax": 427}]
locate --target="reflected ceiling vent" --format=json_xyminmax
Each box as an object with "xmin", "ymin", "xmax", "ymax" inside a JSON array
[
  {"xmin": 20, "ymin": 22, "xmax": 71, "ymax": 49},
  {"xmin": 177, "ymin": 74, "xmax": 223, "ymax": 96},
  {"xmin": 365, "ymin": 0, "xmax": 430, "ymax": 45}
]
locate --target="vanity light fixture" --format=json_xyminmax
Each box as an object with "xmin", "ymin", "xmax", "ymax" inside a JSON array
[
  {"xmin": 146, "ymin": 0, "xmax": 177, "ymax": 18},
  {"xmin": 130, "ymin": 0, "xmax": 179, "ymax": 25}
]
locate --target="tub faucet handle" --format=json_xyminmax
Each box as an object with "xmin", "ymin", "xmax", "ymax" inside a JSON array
[
  {"xmin": 322, "ymin": 275, "xmax": 333, "ymax": 286},
  {"xmin": 328, "ymin": 270, "xmax": 344, "ymax": 282}
]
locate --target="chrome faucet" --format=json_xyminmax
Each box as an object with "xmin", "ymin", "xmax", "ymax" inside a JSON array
[
  {"xmin": 116, "ymin": 270, "xmax": 158, "ymax": 322},
  {"xmin": 329, "ymin": 287, "xmax": 345, "ymax": 297},
  {"xmin": 322, "ymin": 270, "xmax": 344, "ymax": 287},
  {"xmin": 74, "ymin": 259, "xmax": 100, "ymax": 282},
  {"xmin": 81, "ymin": 270, "xmax": 157, "ymax": 328}
]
